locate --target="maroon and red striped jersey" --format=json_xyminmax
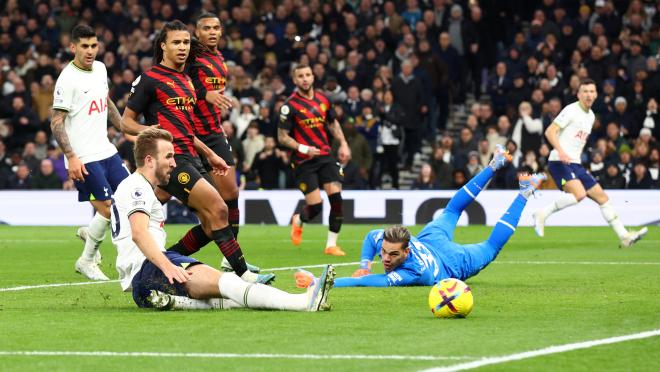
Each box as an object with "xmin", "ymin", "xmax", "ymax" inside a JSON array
[
  {"xmin": 126, "ymin": 64, "xmax": 197, "ymax": 156},
  {"xmin": 278, "ymin": 90, "xmax": 336, "ymax": 165},
  {"xmin": 188, "ymin": 50, "xmax": 228, "ymax": 136}
]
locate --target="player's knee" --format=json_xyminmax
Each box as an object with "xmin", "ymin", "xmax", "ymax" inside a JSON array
[
  {"xmin": 328, "ymin": 193, "xmax": 343, "ymax": 233},
  {"xmin": 574, "ymin": 191, "xmax": 587, "ymax": 201},
  {"xmin": 201, "ymin": 195, "xmax": 228, "ymax": 224}
]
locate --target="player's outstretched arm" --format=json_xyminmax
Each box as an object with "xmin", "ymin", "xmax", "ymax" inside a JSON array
[
  {"xmin": 129, "ymin": 211, "xmax": 191, "ymax": 284},
  {"xmin": 120, "ymin": 107, "xmax": 150, "ymax": 135},
  {"xmin": 107, "ymin": 99, "xmax": 122, "ymax": 131},
  {"xmin": 335, "ymin": 274, "xmax": 391, "ymax": 287},
  {"xmin": 352, "ymin": 230, "xmax": 381, "ymax": 277},
  {"xmin": 50, "ymin": 108, "xmax": 87, "ymax": 182}
]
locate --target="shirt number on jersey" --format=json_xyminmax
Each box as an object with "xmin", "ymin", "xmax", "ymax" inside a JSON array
[
  {"xmin": 411, "ymin": 241, "xmax": 440, "ymax": 277},
  {"xmin": 110, "ymin": 197, "xmax": 121, "ymax": 239}
]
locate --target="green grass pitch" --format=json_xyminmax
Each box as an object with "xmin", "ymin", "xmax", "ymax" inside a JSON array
[{"xmin": 0, "ymin": 224, "xmax": 659, "ymax": 371}]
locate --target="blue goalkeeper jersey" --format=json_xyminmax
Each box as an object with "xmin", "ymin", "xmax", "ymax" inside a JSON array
[{"xmin": 335, "ymin": 229, "xmax": 448, "ymax": 287}]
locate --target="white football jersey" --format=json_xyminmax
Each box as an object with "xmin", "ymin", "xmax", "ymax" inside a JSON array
[
  {"xmin": 110, "ymin": 172, "xmax": 167, "ymax": 291},
  {"xmin": 53, "ymin": 60, "xmax": 117, "ymax": 165},
  {"xmin": 549, "ymin": 101, "xmax": 595, "ymax": 163}
]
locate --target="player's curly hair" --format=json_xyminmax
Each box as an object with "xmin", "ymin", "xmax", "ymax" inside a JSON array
[
  {"xmin": 153, "ymin": 20, "xmax": 189, "ymax": 64},
  {"xmin": 134, "ymin": 127, "xmax": 173, "ymax": 167},
  {"xmin": 383, "ymin": 225, "xmax": 411, "ymax": 249}
]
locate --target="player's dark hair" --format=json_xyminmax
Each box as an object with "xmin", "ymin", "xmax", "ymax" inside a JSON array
[
  {"xmin": 134, "ymin": 127, "xmax": 173, "ymax": 167},
  {"xmin": 578, "ymin": 78, "xmax": 597, "ymax": 89},
  {"xmin": 71, "ymin": 24, "xmax": 96, "ymax": 43},
  {"xmin": 153, "ymin": 20, "xmax": 189, "ymax": 64},
  {"xmin": 293, "ymin": 63, "xmax": 312, "ymax": 73},
  {"xmin": 187, "ymin": 37, "xmax": 212, "ymax": 64},
  {"xmin": 196, "ymin": 12, "xmax": 220, "ymax": 26},
  {"xmin": 383, "ymin": 225, "xmax": 411, "ymax": 249}
]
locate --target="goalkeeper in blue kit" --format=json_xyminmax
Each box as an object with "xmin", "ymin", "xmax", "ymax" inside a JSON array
[{"xmin": 296, "ymin": 145, "xmax": 545, "ymax": 288}]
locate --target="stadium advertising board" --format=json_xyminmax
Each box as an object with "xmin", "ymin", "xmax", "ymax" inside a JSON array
[{"xmin": 0, "ymin": 190, "xmax": 658, "ymax": 226}]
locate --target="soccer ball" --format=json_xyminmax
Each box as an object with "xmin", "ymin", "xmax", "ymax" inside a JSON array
[{"xmin": 428, "ymin": 278, "xmax": 474, "ymax": 318}]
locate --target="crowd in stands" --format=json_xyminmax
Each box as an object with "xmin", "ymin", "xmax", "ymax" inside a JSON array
[{"xmin": 0, "ymin": 0, "xmax": 659, "ymax": 191}]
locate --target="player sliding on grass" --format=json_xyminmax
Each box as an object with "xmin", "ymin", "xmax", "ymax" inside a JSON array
[
  {"xmin": 111, "ymin": 127, "xmax": 334, "ymax": 311},
  {"xmin": 296, "ymin": 145, "xmax": 544, "ymax": 287},
  {"xmin": 533, "ymin": 78, "xmax": 647, "ymax": 247}
]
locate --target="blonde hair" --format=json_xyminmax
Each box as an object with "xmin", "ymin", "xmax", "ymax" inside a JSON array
[
  {"xmin": 134, "ymin": 127, "xmax": 173, "ymax": 167},
  {"xmin": 383, "ymin": 225, "xmax": 411, "ymax": 248}
]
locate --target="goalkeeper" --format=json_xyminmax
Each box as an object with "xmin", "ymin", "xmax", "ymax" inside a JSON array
[{"xmin": 296, "ymin": 145, "xmax": 544, "ymax": 288}]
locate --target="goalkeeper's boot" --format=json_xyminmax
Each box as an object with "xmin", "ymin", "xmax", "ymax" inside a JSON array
[
  {"xmin": 519, "ymin": 172, "xmax": 546, "ymax": 199},
  {"xmin": 620, "ymin": 227, "xmax": 648, "ymax": 248},
  {"xmin": 324, "ymin": 246, "xmax": 346, "ymax": 256},
  {"xmin": 489, "ymin": 144, "xmax": 513, "ymax": 171},
  {"xmin": 306, "ymin": 265, "xmax": 335, "ymax": 312}
]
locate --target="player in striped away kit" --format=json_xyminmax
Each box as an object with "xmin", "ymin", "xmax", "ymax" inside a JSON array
[
  {"xmin": 164, "ymin": 13, "xmax": 260, "ymax": 274},
  {"xmin": 278, "ymin": 64, "xmax": 352, "ymax": 256},
  {"xmin": 120, "ymin": 20, "xmax": 273, "ymax": 284}
]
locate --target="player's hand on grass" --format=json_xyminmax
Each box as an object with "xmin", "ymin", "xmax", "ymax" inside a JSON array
[
  {"xmin": 294, "ymin": 269, "xmax": 314, "ymax": 288},
  {"xmin": 206, "ymin": 90, "xmax": 233, "ymax": 112},
  {"xmin": 352, "ymin": 268, "xmax": 370, "ymax": 278},
  {"xmin": 208, "ymin": 154, "xmax": 229, "ymax": 176},
  {"xmin": 67, "ymin": 155, "xmax": 88, "ymax": 182},
  {"xmin": 163, "ymin": 263, "xmax": 192, "ymax": 284}
]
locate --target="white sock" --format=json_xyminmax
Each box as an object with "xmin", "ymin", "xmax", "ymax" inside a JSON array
[
  {"xmin": 218, "ymin": 272, "xmax": 308, "ymax": 311},
  {"xmin": 540, "ymin": 193, "xmax": 578, "ymax": 219},
  {"xmin": 169, "ymin": 295, "xmax": 242, "ymax": 310},
  {"xmin": 600, "ymin": 201, "xmax": 628, "ymax": 239},
  {"xmin": 326, "ymin": 231, "xmax": 339, "ymax": 248},
  {"xmin": 82, "ymin": 213, "xmax": 110, "ymax": 261}
]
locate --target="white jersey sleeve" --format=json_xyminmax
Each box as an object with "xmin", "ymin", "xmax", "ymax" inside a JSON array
[
  {"xmin": 111, "ymin": 173, "xmax": 167, "ymax": 291},
  {"xmin": 53, "ymin": 78, "xmax": 75, "ymax": 111}
]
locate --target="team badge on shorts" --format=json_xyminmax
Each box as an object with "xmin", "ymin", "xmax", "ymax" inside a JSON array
[
  {"xmin": 178, "ymin": 172, "xmax": 191, "ymax": 184},
  {"xmin": 299, "ymin": 182, "xmax": 307, "ymax": 192}
]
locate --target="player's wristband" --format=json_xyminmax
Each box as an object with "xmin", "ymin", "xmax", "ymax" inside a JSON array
[
  {"xmin": 359, "ymin": 259, "xmax": 371, "ymax": 270},
  {"xmin": 297, "ymin": 144, "xmax": 310, "ymax": 154}
]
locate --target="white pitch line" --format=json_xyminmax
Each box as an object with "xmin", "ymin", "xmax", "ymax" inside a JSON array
[
  {"xmin": 421, "ymin": 329, "xmax": 660, "ymax": 372},
  {"xmin": 0, "ymin": 350, "xmax": 472, "ymax": 362},
  {"xmin": 0, "ymin": 280, "xmax": 120, "ymax": 292},
  {"xmin": 266, "ymin": 261, "xmax": 360, "ymax": 271}
]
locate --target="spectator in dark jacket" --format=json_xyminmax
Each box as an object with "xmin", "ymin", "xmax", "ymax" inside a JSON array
[
  {"xmin": 32, "ymin": 158, "xmax": 62, "ymax": 189},
  {"xmin": 412, "ymin": 164, "xmax": 440, "ymax": 190},
  {"xmin": 601, "ymin": 163, "xmax": 627, "ymax": 189},
  {"xmin": 392, "ymin": 59, "xmax": 427, "ymax": 168},
  {"xmin": 628, "ymin": 162, "xmax": 653, "ymax": 189},
  {"xmin": 7, "ymin": 163, "xmax": 31, "ymax": 189}
]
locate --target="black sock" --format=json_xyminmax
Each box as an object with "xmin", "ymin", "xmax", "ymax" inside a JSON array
[
  {"xmin": 226, "ymin": 199, "xmax": 240, "ymax": 238},
  {"xmin": 211, "ymin": 226, "xmax": 248, "ymax": 277},
  {"xmin": 300, "ymin": 202, "xmax": 322, "ymax": 223},
  {"xmin": 167, "ymin": 224, "xmax": 210, "ymax": 256},
  {"xmin": 328, "ymin": 193, "xmax": 343, "ymax": 233}
]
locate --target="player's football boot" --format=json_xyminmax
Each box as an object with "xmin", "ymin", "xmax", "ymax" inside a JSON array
[
  {"xmin": 146, "ymin": 290, "xmax": 175, "ymax": 310},
  {"xmin": 75, "ymin": 257, "xmax": 110, "ymax": 281},
  {"xmin": 532, "ymin": 210, "xmax": 546, "ymax": 237},
  {"xmin": 620, "ymin": 227, "xmax": 648, "ymax": 248},
  {"xmin": 324, "ymin": 246, "xmax": 346, "ymax": 256},
  {"xmin": 220, "ymin": 257, "xmax": 261, "ymax": 273},
  {"xmin": 489, "ymin": 144, "xmax": 513, "ymax": 171},
  {"xmin": 76, "ymin": 226, "xmax": 102, "ymax": 264},
  {"xmin": 290, "ymin": 214, "xmax": 303, "ymax": 245},
  {"xmin": 519, "ymin": 172, "xmax": 546, "ymax": 199},
  {"xmin": 306, "ymin": 264, "xmax": 335, "ymax": 312},
  {"xmin": 241, "ymin": 271, "xmax": 276, "ymax": 285}
]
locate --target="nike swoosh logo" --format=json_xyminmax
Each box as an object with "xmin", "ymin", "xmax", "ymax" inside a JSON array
[{"xmin": 83, "ymin": 90, "xmax": 89, "ymax": 94}]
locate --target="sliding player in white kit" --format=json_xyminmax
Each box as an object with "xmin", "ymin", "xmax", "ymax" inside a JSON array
[
  {"xmin": 533, "ymin": 78, "xmax": 647, "ymax": 247},
  {"xmin": 111, "ymin": 127, "xmax": 334, "ymax": 311},
  {"xmin": 51, "ymin": 25, "xmax": 129, "ymax": 280}
]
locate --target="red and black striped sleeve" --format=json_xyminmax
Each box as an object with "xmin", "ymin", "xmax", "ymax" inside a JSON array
[{"xmin": 126, "ymin": 74, "xmax": 154, "ymax": 116}]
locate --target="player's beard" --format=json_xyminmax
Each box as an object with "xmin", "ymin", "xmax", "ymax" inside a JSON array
[
  {"xmin": 155, "ymin": 161, "xmax": 172, "ymax": 186},
  {"xmin": 298, "ymin": 84, "xmax": 312, "ymax": 95}
]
